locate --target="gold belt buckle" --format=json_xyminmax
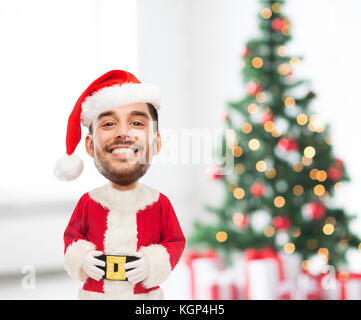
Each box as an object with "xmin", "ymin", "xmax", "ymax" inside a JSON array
[{"xmin": 106, "ymin": 255, "xmax": 127, "ymax": 281}]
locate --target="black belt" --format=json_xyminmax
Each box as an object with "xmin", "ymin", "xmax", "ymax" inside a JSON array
[{"xmin": 98, "ymin": 255, "xmax": 139, "ymax": 281}]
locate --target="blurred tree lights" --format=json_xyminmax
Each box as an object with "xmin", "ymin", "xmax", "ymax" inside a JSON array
[{"xmin": 189, "ymin": 0, "xmax": 361, "ymax": 271}]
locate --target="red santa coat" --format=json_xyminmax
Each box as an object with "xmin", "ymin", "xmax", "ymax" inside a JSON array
[{"xmin": 63, "ymin": 182, "xmax": 186, "ymax": 299}]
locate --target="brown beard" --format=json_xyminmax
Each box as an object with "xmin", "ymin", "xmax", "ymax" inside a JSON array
[{"xmin": 93, "ymin": 140, "xmax": 151, "ymax": 186}]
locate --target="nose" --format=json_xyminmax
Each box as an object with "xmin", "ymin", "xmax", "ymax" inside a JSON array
[
  {"xmin": 113, "ymin": 121, "xmax": 134, "ymax": 142},
  {"xmin": 115, "ymin": 131, "xmax": 133, "ymax": 142},
  {"xmin": 116, "ymin": 133, "xmax": 132, "ymax": 142}
]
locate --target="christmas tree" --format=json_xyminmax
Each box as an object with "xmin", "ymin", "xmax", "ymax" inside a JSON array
[{"xmin": 190, "ymin": 0, "xmax": 360, "ymax": 270}]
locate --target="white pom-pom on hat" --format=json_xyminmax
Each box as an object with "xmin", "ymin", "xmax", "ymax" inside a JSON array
[{"xmin": 54, "ymin": 154, "xmax": 84, "ymax": 181}]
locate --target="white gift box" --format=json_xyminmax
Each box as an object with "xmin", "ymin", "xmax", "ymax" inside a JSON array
[
  {"xmin": 246, "ymin": 258, "xmax": 279, "ymax": 299},
  {"xmin": 244, "ymin": 247, "xmax": 286, "ymax": 300},
  {"xmin": 278, "ymin": 252, "xmax": 302, "ymax": 299},
  {"xmin": 296, "ymin": 271, "xmax": 325, "ymax": 300},
  {"xmin": 209, "ymin": 268, "xmax": 242, "ymax": 300},
  {"xmin": 191, "ymin": 257, "xmax": 220, "ymax": 299}
]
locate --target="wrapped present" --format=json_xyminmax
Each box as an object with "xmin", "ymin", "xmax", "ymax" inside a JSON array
[
  {"xmin": 325, "ymin": 272, "xmax": 361, "ymax": 300},
  {"xmin": 184, "ymin": 249, "xmax": 222, "ymax": 300},
  {"xmin": 208, "ymin": 268, "xmax": 242, "ymax": 300},
  {"xmin": 296, "ymin": 270, "xmax": 327, "ymax": 300},
  {"xmin": 244, "ymin": 247, "xmax": 288, "ymax": 300},
  {"xmin": 229, "ymin": 251, "xmax": 246, "ymax": 299},
  {"xmin": 277, "ymin": 252, "xmax": 302, "ymax": 299},
  {"xmin": 185, "ymin": 249, "xmax": 243, "ymax": 300}
]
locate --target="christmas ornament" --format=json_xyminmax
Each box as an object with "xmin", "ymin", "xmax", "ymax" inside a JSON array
[
  {"xmin": 233, "ymin": 213, "xmax": 249, "ymax": 229},
  {"xmin": 275, "ymin": 136, "xmax": 300, "ymax": 164},
  {"xmin": 277, "ymin": 137, "xmax": 299, "ymax": 151},
  {"xmin": 303, "ymin": 202, "xmax": 326, "ymax": 220},
  {"xmin": 251, "ymin": 210, "xmax": 271, "ymax": 231},
  {"xmin": 274, "ymin": 117, "xmax": 290, "ymax": 135},
  {"xmin": 271, "ymin": 18, "xmax": 284, "ymax": 32},
  {"xmin": 250, "ymin": 182, "xmax": 266, "ymax": 197},
  {"xmin": 275, "ymin": 230, "xmax": 290, "ymax": 247},
  {"xmin": 272, "ymin": 216, "xmax": 291, "ymax": 230},
  {"xmin": 327, "ymin": 158, "xmax": 344, "ymax": 181},
  {"xmin": 246, "ymin": 81, "xmax": 262, "ymax": 96},
  {"xmin": 334, "ymin": 158, "xmax": 344, "ymax": 167},
  {"xmin": 327, "ymin": 166, "xmax": 343, "ymax": 181},
  {"xmin": 261, "ymin": 113, "xmax": 275, "ymax": 126}
]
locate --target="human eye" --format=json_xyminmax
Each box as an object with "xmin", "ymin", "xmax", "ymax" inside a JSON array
[
  {"xmin": 101, "ymin": 121, "xmax": 116, "ymax": 128},
  {"xmin": 131, "ymin": 121, "xmax": 144, "ymax": 127}
]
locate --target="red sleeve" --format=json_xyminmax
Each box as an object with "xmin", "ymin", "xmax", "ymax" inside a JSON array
[
  {"xmin": 159, "ymin": 194, "xmax": 186, "ymax": 270},
  {"xmin": 63, "ymin": 193, "xmax": 97, "ymax": 282},
  {"xmin": 139, "ymin": 193, "xmax": 186, "ymax": 289},
  {"xmin": 63, "ymin": 193, "xmax": 89, "ymax": 254}
]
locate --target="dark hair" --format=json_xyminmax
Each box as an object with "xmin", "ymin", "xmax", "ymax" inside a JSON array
[
  {"xmin": 88, "ymin": 103, "xmax": 158, "ymax": 135},
  {"xmin": 147, "ymin": 103, "xmax": 159, "ymax": 132}
]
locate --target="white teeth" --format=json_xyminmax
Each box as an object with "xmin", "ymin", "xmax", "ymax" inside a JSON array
[{"xmin": 112, "ymin": 148, "xmax": 135, "ymax": 155}]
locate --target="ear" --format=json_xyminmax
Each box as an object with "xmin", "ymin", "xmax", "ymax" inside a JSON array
[
  {"xmin": 152, "ymin": 131, "xmax": 161, "ymax": 156},
  {"xmin": 85, "ymin": 134, "xmax": 94, "ymax": 158}
]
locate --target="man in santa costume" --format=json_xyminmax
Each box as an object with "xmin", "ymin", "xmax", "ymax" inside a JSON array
[{"xmin": 54, "ymin": 70, "xmax": 186, "ymax": 299}]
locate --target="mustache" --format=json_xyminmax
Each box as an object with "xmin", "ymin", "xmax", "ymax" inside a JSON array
[{"xmin": 104, "ymin": 140, "xmax": 143, "ymax": 152}]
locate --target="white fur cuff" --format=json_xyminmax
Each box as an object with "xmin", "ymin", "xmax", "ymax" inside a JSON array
[
  {"xmin": 64, "ymin": 239, "xmax": 96, "ymax": 282},
  {"xmin": 80, "ymin": 83, "xmax": 161, "ymax": 127},
  {"xmin": 139, "ymin": 244, "xmax": 171, "ymax": 289}
]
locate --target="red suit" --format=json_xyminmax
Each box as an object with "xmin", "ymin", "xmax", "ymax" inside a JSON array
[{"xmin": 63, "ymin": 182, "xmax": 186, "ymax": 299}]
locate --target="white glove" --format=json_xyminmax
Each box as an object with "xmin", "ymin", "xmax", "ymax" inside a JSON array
[
  {"xmin": 124, "ymin": 251, "xmax": 150, "ymax": 286},
  {"xmin": 81, "ymin": 250, "xmax": 105, "ymax": 281}
]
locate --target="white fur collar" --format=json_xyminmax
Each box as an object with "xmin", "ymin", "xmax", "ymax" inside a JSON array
[{"xmin": 88, "ymin": 182, "xmax": 160, "ymax": 213}]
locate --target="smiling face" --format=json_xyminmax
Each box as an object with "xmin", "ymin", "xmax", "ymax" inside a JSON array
[{"xmin": 85, "ymin": 102, "xmax": 161, "ymax": 188}]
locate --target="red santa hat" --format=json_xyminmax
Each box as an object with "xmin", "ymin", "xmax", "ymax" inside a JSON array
[{"xmin": 54, "ymin": 70, "xmax": 161, "ymax": 181}]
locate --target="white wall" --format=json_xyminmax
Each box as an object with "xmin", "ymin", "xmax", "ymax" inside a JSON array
[
  {"xmin": 0, "ymin": 0, "xmax": 138, "ymax": 273},
  {"xmin": 0, "ymin": 0, "xmax": 138, "ymax": 204}
]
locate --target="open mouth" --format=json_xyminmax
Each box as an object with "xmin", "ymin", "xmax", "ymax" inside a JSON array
[{"xmin": 110, "ymin": 146, "xmax": 139, "ymax": 158}]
